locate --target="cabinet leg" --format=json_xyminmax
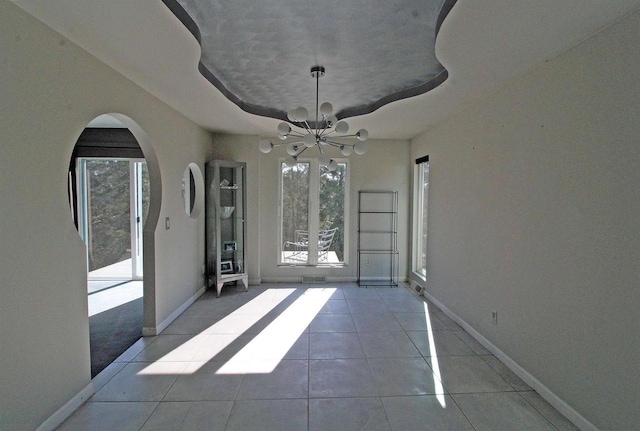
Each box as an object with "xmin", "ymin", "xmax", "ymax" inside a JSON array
[
  {"xmin": 240, "ymin": 278, "xmax": 248, "ymax": 292},
  {"xmin": 216, "ymin": 282, "xmax": 224, "ymax": 298}
]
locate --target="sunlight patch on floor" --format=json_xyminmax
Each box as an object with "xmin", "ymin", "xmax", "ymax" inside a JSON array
[
  {"xmin": 138, "ymin": 288, "xmax": 296, "ymax": 375},
  {"xmin": 424, "ymin": 301, "xmax": 447, "ymax": 408},
  {"xmin": 216, "ymin": 287, "xmax": 336, "ymax": 374},
  {"xmin": 88, "ymin": 281, "xmax": 142, "ymax": 317}
]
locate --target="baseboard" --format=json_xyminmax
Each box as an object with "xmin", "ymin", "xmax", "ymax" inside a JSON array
[
  {"xmin": 41, "ymin": 284, "xmax": 208, "ymax": 429},
  {"xmin": 249, "ymin": 278, "xmax": 261, "ymax": 285},
  {"xmin": 143, "ymin": 284, "xmax": 207, "ymax": 336},
  {"xmin": 36, "ymin": 382, "xmax": 93, "ymax": 431},
  {"xmin": 421, "ymin": 290, "xmax": 599, "ymax": 431},
  {"xmin": 260, "ymin": 276, "xmax": 363, "ymax": 284}
]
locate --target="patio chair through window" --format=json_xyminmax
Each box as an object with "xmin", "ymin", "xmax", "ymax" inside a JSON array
[{"xmin": 283, "ymin": 226, "xmax": 338, "ymax": 263}]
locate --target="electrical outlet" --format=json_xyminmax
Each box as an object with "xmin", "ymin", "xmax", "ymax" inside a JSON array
[
  {"xmin": 365, "ymin": 258, "xmax": 370, "ymax": 265},
  {"xmin": 165, "ymin": 217, "xmax": 170, "ymax": 230},
  {"xmin": 491, "ymin": 311, "xmax": 498, "ymax": 325}
]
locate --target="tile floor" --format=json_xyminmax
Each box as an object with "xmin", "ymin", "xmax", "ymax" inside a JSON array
[{"xmin": 57, "ymin": 283, "xmax": 580, "ymax": 431}]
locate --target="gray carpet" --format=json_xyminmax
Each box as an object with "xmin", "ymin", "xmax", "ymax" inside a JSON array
[{"xmin": 89, "ymin": 296, "xmax": 142, "ymax": 377}]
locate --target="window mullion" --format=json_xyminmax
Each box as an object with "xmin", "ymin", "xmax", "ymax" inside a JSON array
[{"xmin": 308, "ymin": 159, "xmax": 320, "ymax": 265}]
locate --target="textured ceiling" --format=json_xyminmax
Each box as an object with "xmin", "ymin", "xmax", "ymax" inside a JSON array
[{"xmin": 164, "ymin": 0, "xmax": 454, "ymax": 122}]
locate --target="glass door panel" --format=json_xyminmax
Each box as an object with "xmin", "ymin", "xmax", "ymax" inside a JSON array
[
  {"xmin": 281, "ymin": 162, "xmax": 310, "ymax": 264},
  {"xmin": 80, "ymin": 158, "xmax": 147, "ymax": 280},
  {"xmin": 219, "ymin": 165, "xmax": 245, "ymax": 275},
  {"xmin": 84, "ymin": 159, "xmax": 131, "ymax": 275},
  {"xmin": 319, "ymin": 163, "xmax": 346, "ymax": 263}
]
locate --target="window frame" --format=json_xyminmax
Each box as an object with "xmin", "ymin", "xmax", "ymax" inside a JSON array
[
  {"xmin": 278, "ymin": 157, "xmax": 350, "ymax": 267},
  {"xmin": 412, "ymin": 156, "xmax": 429, "ymax": 279}
]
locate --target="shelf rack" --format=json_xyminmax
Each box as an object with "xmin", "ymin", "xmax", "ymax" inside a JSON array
[{"xmin": 357, "ymin": 190, "xmax": 398, "ymax": 286}]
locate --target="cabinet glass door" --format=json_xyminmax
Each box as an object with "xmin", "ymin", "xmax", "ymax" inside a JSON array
[{"xmin": 218, "ymin": 165, "xmax": 244, "ymax": 276}]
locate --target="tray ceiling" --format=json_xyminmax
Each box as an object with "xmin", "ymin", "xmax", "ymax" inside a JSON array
[
  {"xmin": 11, "ymin": 0, "xmax": 640, "ymax": 138},
  {"xmin": 163, "ymin": 0, "xmax": 455, "ymax": 122}
]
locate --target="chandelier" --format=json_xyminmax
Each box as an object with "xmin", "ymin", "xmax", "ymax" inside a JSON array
[{"xmin": 259, "ymin": 66, "xmax": 368, "ymax": 171}]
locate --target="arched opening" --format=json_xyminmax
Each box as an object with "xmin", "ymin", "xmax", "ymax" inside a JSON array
[{"xmin": 68, "ymin": 114, "xmax": 161, "ymax": 377}]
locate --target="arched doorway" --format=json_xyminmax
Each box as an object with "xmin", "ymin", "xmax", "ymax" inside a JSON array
[{"xmin": 69, "ymin": 114, "xmax": 160, "ymax": 377}]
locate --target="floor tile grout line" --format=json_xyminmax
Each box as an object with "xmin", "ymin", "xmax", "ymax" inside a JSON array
[
  {"xmin": 447, "ymin": 392, "xmax": 480, "ymax": 431},
  {"xmin": 515, "ymin": 391, "xmax": 564, "ymax": 431},
  {"xmin": 135, "ymin": 400, "xmax": 162, "ymax": 431}
]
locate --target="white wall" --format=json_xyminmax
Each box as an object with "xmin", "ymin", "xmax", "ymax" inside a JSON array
[
  {"xmin": 211, "ymin": 135, "xmax": 411, "ymax": 283},
  {"xmin": 0, "ymin": 2, "xmax": 212, "ymax": 430},
  {"xmin": 411, "ymin": 10, "xmax": 640, "ymax": 430}
]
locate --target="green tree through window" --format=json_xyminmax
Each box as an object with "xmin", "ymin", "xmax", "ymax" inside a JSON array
[{"xmin": 319, "ymin": 164, "xmax": 346, "ymax": 261}]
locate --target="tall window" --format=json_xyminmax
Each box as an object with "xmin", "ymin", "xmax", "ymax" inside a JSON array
[
  {"xmin": 280, "ymin": 159, "xmax": 348, "ymax": 266},
  {"xmin": 412, "ymin": 156, "xmax": 429, "ymax": 277}
]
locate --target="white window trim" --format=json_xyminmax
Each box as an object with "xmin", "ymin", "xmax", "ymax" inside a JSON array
[
  {"xmin": 412, "ymin": 160, "xmax": 429, "ymax": 280},
  {"xmin": 278, "ymin": 158, "xmax": 349, "ymax": 267}
]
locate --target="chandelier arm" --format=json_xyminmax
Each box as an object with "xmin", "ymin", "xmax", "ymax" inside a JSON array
[
  {"xmin": 287, "ymin": 130, "xmax": 305, "ymax": 137},
  {"xmin": 299, "ymin": 121, "xmax": 313, "ymax": 134},
  {"xmin": 324, "ymin": 141, "xmax": 345, "ymax": 148},
  {"xmin": 295, "ymin": 146, "xmax": 310, "ymax": 157},
  {"xmin": 318, "ymin": 124, "xmax": 332, "ymax": 136}
]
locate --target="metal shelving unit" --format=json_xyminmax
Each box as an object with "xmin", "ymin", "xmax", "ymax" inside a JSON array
[{"xmin": 357, "ymin": 191, "xmax": 398, "ymax": 286}]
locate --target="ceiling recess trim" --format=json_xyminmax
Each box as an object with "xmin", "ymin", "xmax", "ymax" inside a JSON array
[{"xmin": 162, "ymin": 0, "xmax": 458, "ymax": 123}]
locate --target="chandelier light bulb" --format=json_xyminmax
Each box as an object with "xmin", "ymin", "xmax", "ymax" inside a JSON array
[
  {"xmin": 356, "ymin": 129, "xmax": 368, "ymax": 141},
  {"xmin": 259, "ymin": 139, "xmax": 273, "ymax": 153},
  {"xmin": 335, "ymin": 121, "xmax": 349, "ymax": 134},
  {"xmin": 320, "ymin": 102, "xmax": 333, "ymax": 116},
  {"xmin": 286, "ymin": 143, "xmax": 299, "ymax": 155},
  {"xmin": 287, "ymin": 109, "xmax": 297, "ymax": 122},
  {"xmin": 295, "ymin": 107, "xmax": 308, "ymax": 122},
  {"xmin": 318, "ymin": 153, "xmax": 330, "ymax": 167},
  {"xmin": 326, "ymin": 115, "xmax": 338, "ymax": 127},
  {"xmin": 277, "ymin": 122, "xmax": 291, "ymax": 136},
  {"xmin": 354, "ymin": 141, "xmax": 367, "ymax": 155},
  {"xmin": 340, "ymin": 145, "xmax": 353, "ymax": 156},
  {"xmin": 303, "ymin": 134, "xmax": 316, "ymax": 147},
  {"xmin": 328, "ymin": 159, "xmax": 338, "ymax": 171},
  {"xmin": 285, "ymin": 155, "xmax": 297, "ymax": 167}
]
